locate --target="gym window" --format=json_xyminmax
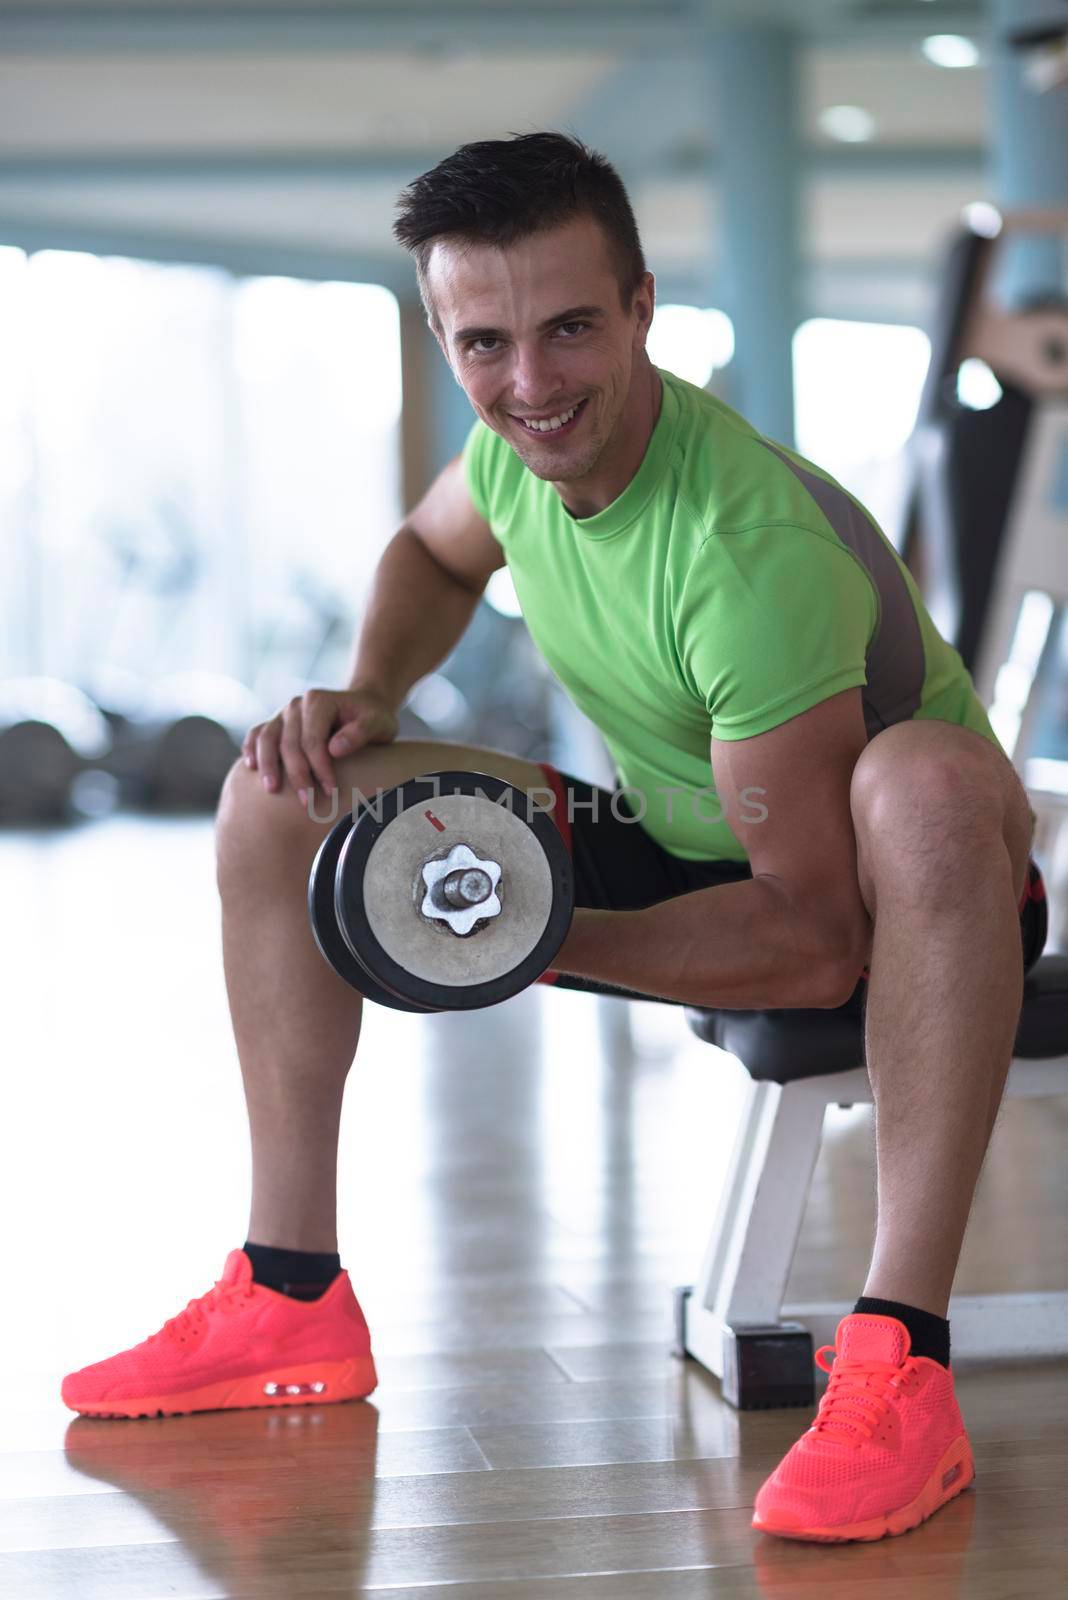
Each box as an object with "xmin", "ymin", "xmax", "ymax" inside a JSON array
[
  {"xmin": 0, "ymin": 246, "xmax": 402, "ymax": 702},
  {"xmin": 792, "ymin": 317, "xmax": 932, "ymax": 537}
]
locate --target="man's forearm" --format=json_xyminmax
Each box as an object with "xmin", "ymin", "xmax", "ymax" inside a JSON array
[
  {"xmin": 552, "ymin": 875, "xmax": 849, "ymax": 1010},
  {"xmin": 347, "ymin": 526, "xmax": 482, "ymax": 707}
]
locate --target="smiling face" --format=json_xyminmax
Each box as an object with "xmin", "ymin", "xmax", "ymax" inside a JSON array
[{"xmin": 426, "ymin": 214, "xmax": 659, "ymax": 515}]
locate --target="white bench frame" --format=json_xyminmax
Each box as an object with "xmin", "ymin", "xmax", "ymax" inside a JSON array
[{"xmin": 679, "ymin": 1053, "xmax": 1068, "ymax": 1379}]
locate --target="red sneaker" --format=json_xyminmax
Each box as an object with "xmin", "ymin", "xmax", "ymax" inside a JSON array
[
  {"xmin": 61, "ymin": 1249, "xmax": 377, "ymax": 1419},
  {"xmin": 752, "ymin": 1313, "xmax": 974, "ymax": 1542}
]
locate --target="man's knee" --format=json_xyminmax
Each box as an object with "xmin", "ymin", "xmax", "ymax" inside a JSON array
[
  {"xmin": 215, "ymin": 758, "xmax": 323, "ymax": 895},
  {"xmin": 850, "ymin": 729, "xmax": 1004, "ymax": 844},
  {"xmin": 851, "ymin": 725, "xmax": 1029, "ymax": 904}
]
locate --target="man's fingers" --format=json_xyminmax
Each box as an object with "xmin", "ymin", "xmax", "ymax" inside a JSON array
[
  {"xmin": 300, "ymin": 693, "xmax": 338, "ymax": 793},
  {"xmin": 328, "ymin": 717, "xmax": 366, "ymax": 758},
  {"xmin": 249, "ymin": 694, "xmax": 397, "ymax": 799},
  {"xmin": 278, "ymin": 700, "xmax": 314, "ymax": 799},
  {"xmin": 303, "ymin": 738, "xmax": 337, "ymax": 795},
  {"xmin": 256, "ymin": 723, "xmax": 282, "ymax": 792}
]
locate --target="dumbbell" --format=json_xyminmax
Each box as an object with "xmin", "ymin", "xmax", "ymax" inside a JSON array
[{"xmin": 307, "ymin": 770, "xmax": 575, "ymax": 1011}]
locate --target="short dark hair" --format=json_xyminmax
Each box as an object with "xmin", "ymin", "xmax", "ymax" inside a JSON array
[{"xmin": 392, "ymin": 130, "xmax": 647, "ymax": 334}]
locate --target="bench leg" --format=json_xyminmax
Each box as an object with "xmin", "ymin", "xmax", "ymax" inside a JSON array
[
  {"xmin": 675, "ymin": 1073, "xmax": 844, "ymax": 1408},
  {"xmin": 675, "ymin": 1053, "xmax": 1068, "ymax": 1404}
]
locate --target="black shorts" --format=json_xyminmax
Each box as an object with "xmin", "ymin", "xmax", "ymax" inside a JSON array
[{"xmin": 534, "ymin": 763, "xmax": 1048, "ymax": 1012}]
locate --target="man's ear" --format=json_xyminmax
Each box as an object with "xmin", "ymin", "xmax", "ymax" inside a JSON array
[{"xmin": 634, "ymin": 271, "xmax": 656, "ymax": 348}]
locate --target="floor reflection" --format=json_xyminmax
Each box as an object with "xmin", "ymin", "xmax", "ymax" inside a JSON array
[{"xmin": 63, "ymin": 1401, "xmax": 379, "ymax": 1593}]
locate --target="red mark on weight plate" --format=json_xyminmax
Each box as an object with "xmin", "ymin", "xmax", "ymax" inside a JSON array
[{"xmin": 425, "ymin": 810, "xmax": 446, "ymax": 832}]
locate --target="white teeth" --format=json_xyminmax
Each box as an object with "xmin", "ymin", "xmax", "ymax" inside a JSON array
[{"xmin": 520, "ymin": 404, "xmax": 579, "ymax": 433}]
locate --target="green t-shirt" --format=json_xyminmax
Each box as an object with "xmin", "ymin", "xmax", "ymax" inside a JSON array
[{"xmin": 462, "ymin": 366, "xmax": 1000, "ymax": 863}]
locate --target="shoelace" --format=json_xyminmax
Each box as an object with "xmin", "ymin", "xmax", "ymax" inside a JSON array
[
  {"xmin": 808, "ymin": 1344, "xmax": 920, "ymax": 1448},
  {"xmin": 147, "ymin": 1278, "xmax": 254, "ymax": 1344}
]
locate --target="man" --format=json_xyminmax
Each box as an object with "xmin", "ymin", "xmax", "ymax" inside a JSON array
[{"xmin": 63, "ymin": 133, "xmax": 1046, "ymax": 1545}]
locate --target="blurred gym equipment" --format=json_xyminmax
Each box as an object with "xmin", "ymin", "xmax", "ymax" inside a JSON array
[
  {"xmin": 0, "ymin": 677, "xmax": 112, "ymax": 825},
  {"xmin": 102, "ymin": 671, "xmax": 264, "ymax": 813},
  {"xmin": 902, "ymin": 207, "xmax": 1068, "ymax": 721}
]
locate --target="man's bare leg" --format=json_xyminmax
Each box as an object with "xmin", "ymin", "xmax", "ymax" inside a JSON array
[
  {"xmin": 214, "ymin": 740, "xmax": 550, "ymax": 1253},
  {"xmin": 848, "ymin": 722, "xmax": 1035, "ymax": 1318}
]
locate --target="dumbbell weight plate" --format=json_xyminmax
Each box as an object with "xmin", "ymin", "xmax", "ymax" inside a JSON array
[
  {"xmin": 335, "ymin": 771, "xmax": 574, "ymax": 1011},
  {"xmin": 307, "ymin": 808, "xmax": 431, "ymax": 1013}
]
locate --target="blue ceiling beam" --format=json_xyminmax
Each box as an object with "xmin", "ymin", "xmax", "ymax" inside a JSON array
[
  {"xmin": 0, "ymin": 147, "xmax": 986, "ymax": 184},
  {"xmin": 2, "ymin": 3, "xmax": 697, "ymax": 54},
  {"xmin": 0, "ymin": 2, "xmax": 987, "ymax": 54}
]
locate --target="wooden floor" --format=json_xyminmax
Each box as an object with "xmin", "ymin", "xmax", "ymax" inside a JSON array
[{"xmin": 2, "ymin": 814, "xmax": 1067, "ymax": 1598}]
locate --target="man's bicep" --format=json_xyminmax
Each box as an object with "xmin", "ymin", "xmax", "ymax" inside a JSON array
[
  {"xmin": 406, "ymin": 454, "xmax": 505, "ymax": 595},
  {"xmin": 709, "ymin": 687, "xmax": 871, "ymax": 965}
]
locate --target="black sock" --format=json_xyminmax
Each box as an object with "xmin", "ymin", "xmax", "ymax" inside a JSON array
[
  {"xmin": 243, "ymin": 1241, "xmax": 342, "ymax": 1302},
  {"xmin": 853, "ymin": 1295, "xmax": 950, "ymax": 1369}
]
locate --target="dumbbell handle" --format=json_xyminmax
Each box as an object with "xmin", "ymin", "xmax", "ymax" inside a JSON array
[{"xmin": 441, "ymin": 867, "xmax": 494, "ymax": 908}]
